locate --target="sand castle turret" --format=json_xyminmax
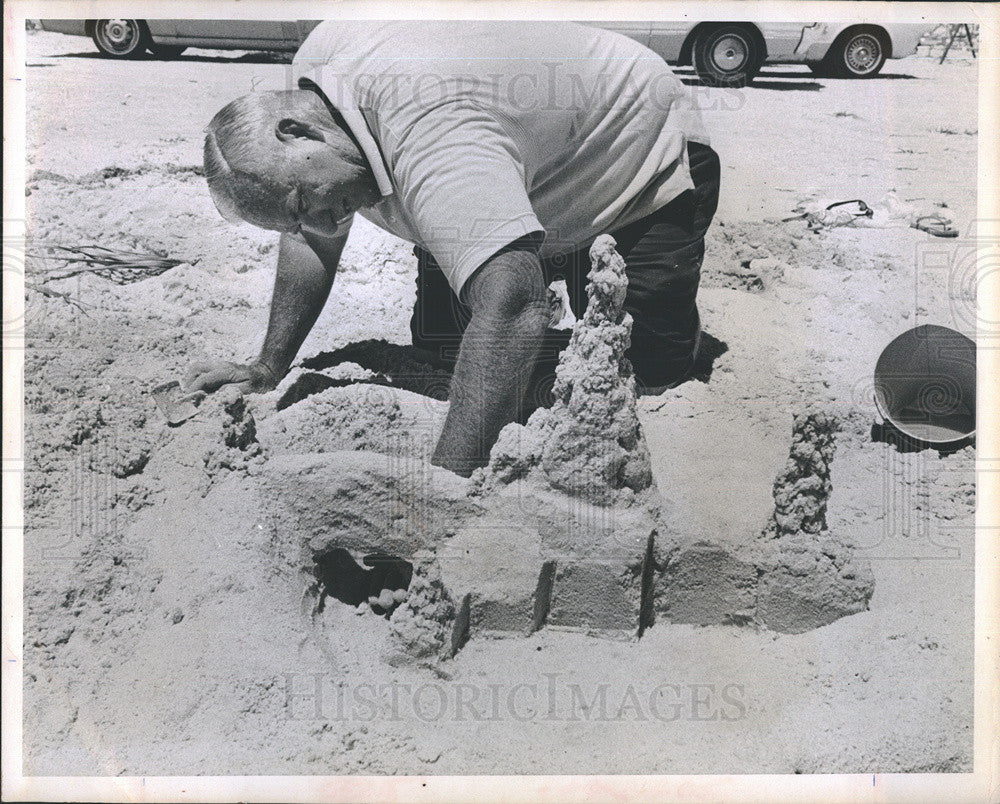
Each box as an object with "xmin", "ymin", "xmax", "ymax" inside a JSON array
[{"xmin": 484, "ymin": 235, "xmax": 653, "ymax": 504}]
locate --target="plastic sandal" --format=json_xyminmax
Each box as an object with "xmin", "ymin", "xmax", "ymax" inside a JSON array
[{"xmin": 912, "ymin": 214, "xmax": 959, "ymax": 238}]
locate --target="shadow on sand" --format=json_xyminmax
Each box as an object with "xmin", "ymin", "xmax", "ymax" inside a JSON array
[
  {"xmin": 282, "ymin": 331, "xmax": 728, "ymax": 413},
  {"xmin": 48, "ymin": 50, "xmax": 292, "ymax": 64},
  {"xmin": 870, "ymin": 420, "xmax": 973, "ymax": 456},
  {"xmin": 674, "ymin": 66, "xmax": 918, "ymax": 92}
]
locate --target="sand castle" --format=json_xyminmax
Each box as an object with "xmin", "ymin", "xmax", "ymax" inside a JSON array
[{"xmin": 260, "ymin": 236, "xmax": 874, "ymax": 660}]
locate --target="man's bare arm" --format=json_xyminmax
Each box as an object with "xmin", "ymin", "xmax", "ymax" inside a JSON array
[
  {"xmin": 185, "ymin": 229, "xmax": 346, "ymax": 393},
  {"xmin": 256, "ymin": 228, "xmax": 346, "ymax": 380},
  {"xmin": 432, "ymin": 242, "xmax": 549, "ymax": 477}
]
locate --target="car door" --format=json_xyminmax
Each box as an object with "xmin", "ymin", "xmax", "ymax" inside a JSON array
[
  {"xmin": 144, "ymin": 20, "xmax": 179, "ymax": 40},
  {"xmin": 646, "ymin": 22, "xmax": 697, "ymax": 63},
  {"xmin": 759, "ymin": 22, "xmax": 810, "ymax": 61},
  {"xmin": 170, "ymin": 19, "xmax": 300, "ymax": 49}
]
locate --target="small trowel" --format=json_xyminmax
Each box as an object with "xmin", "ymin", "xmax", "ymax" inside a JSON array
[{"xmin": 152, "ymin": 380, "xmax": 206, "ymax": 426}]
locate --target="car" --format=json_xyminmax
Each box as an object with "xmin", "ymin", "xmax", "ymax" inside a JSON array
[
  {"xmin": 38, "ymin": 19, "xmax": 320, "ymax": 58},
  {"xmin": 594, "ymin": 21, "xmax": 934, "ymax": 85},
  {"xmin": 39, "ymin": 19, "xmax": 932, "ymax": 86}
]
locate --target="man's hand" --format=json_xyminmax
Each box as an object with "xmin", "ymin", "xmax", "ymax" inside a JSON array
[
  {"xmin": 183, "ymin": 229, "xmax": 346, "ymax": 398},
  {"xmin": 183, "ymin": 360, "xmax": 278, "ymax": 394}
]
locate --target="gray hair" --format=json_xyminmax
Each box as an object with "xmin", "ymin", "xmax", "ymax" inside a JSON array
[{"xmin": 203, "ymin": 91, "xmax": 320, "ymax": 229}]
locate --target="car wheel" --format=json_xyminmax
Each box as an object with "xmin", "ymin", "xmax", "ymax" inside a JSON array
[
  {"xmin": 147, "ymin": 43, "xmax": 187, "ymax": 58},
  {"xmin": 827, "ymin": 29, "xmax": 887, "ymax": 78},
  {"xmin": 692, "ymin": 24, "xmax": 764, "ymax": 87},
  {"xmin": 91, "ymin": 19, "xmax": 149, "ymax": 58}
]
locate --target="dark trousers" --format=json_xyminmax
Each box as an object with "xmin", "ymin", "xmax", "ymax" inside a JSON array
[{"xmin": 410, "ymin": 141, "xmax": 721, "ymax": 389}]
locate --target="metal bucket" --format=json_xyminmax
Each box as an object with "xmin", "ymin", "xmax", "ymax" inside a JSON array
[{"xmin": 873, "ymin": 324, "xmax": 976, "ymax": 446}]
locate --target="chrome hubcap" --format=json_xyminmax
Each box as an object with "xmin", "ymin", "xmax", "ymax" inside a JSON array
[
  {"xmin": 712, "ymin": 35, "xmax": 748, "ymax": 71},
  {"xmin": 97, "ymin": 19, "xmax": 140, "ymax": 53},
  {"xmin": 846, "ymin": 34, "xmax": 881, "ymax": 73}
]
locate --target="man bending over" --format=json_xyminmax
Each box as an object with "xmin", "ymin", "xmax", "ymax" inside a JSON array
[{"xmin": 188, "ymin": 21, "xmax": 719, "ymax": 477}]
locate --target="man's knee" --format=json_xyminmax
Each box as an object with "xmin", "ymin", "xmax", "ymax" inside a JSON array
[{"xmin": 628, "ymin": 316, "xmax": 701, "ymax": 393}]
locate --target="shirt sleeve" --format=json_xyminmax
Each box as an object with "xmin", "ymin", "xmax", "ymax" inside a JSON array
[{"xmin": 387, "ymin": 102, "xmax": 545, "ymax": 294}]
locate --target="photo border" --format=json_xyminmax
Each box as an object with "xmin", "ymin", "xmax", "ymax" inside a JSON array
[{"xmin": 3, "ymin": 2, "xmax": 998, "ymax": 801}]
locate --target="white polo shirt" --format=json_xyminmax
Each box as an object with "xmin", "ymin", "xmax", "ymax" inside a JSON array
[{"xmin": 292, "ymin": 21, "xmax": 710, "ymax": 293}]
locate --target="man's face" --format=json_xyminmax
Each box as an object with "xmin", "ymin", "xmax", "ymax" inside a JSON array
[
  {"xmin": 213, "ymin": 136, "xmax": 377, "ymax": 237},
  {"xmin": 265, "ymin": 136, "xmax": 379, "ymax": 237}
]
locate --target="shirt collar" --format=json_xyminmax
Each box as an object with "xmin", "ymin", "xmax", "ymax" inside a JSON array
[
  {"xmin": 298, "ymin": 77, "xmax": 394, "ymax": 198},
  {"xmin": 337, "ymin": 107, "xmax": 394, "ymax": 198}
]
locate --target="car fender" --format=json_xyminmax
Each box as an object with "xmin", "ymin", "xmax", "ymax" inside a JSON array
[
  {"xmin": 795, "ymin": 22, "xmax": 842, "ymax": 61},
  {"xmin": 757, "ymin": 22, "xmax": 806, "ymax": 60},
  {"xmin": 884, "ymin": 23, "xmax": 934, "ymax": 58},
  {"xmin": 796, "ymin": 22, "xmax": 930, "ymax": 63},
  {"xmin": 646, "ymin": 22, "xmax": 698, "ymax": 63}
]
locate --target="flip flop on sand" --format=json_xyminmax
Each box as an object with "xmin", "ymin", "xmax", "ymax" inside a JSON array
[{"xmin": 912, "ymin": 214, "xmax": 959, "ymax": 238}]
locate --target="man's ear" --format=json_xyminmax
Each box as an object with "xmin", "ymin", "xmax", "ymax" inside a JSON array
[{"xmin": 275, "ymin": 118, "xmax": 326, "ymax": 143}]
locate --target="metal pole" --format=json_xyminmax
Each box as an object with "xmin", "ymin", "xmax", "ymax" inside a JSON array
[
  {"xmin": 939, "ymin": 24, "xmax": 959, "ymax": 65},
  {"xmin": 963, "ymin": 24, "xmax": 977, "ymax": 58}
]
